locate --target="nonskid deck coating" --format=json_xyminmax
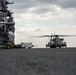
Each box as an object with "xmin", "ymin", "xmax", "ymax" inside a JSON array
[{"xmin": 0, "ymin": 48, "xmax": 76, "ymax": 75}]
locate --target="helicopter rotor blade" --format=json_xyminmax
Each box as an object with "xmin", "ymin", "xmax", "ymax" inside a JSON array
[
  {"xmin": 28, "ymin": 34, "xmax": 76, "ymax": 38},
  {"xmin": 28, "ymin": 35, "xmax": 53, "ymax": 38},
  {"xmin": 38, "ymin": 35, "xmax": 51, "ymax": 37},
  {"xmin": 57, "ymin": 35, "xmax": 76, "ymax": 37},
  {"xmin": 40, "ymin": 35, "xmax": 76, "ymax": 37}
]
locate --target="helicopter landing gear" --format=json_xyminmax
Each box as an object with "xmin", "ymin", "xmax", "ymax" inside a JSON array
[
  {"xmin": 59, "ymin": 46, "xmax": 61, "ymax": 48},
  {"xmin": 50, "ymin": 46, "xmax": 56, "ymax": 48},
  {"xmin": 65, "ymin": 45, "xmax": 67, "ymax": 48}
]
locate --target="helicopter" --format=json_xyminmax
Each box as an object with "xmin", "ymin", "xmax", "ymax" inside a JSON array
[{"xmin": 34, "ymin": 34, "xmax": 76, "ymax": 48}]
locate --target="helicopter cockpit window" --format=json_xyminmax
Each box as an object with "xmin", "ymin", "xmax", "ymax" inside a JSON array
[{"xmin": 54, "ymin": 37, "xmax": 62, "ymax": 42}]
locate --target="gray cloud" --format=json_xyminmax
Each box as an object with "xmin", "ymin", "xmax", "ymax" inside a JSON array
[
  {"xmin": 9, "ymin": 0, "xmax": 37, "ymax": 9},
  {"xmin": 57, "ymin": 0, "xmax": 76, "ymax": 8},
  {"xmin": 9, "ymin": 0, "xmax": 76, "ymax": 13},
  {"xmin": 38, "ymin": 0, "xmax": 76, "ymax": 8},
  {"xmin": 31, "ymin": 6, "xmax": 55, "ymax": 15},
  {"xmin": 15, "ymin": 0, "xmax": 76, "ymax": 8}
]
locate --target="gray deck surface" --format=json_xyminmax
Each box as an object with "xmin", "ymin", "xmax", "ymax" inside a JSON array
[{"xmin": 0, "ymin": 48, "xmax": 76, "ymax": 75}]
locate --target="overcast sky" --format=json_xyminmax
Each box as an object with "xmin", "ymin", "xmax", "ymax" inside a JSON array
[{"xmin": 9, "ymin": 0, "xmax": 76, "ymax": 48}]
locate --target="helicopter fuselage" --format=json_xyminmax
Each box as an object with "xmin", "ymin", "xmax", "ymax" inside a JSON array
[{"xmin": 46, "ymin": 37, "xmax": 67, "ymax": 48}]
